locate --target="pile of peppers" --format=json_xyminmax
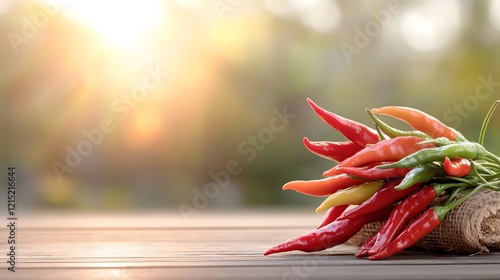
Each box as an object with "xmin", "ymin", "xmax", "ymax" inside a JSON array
[{"xmin": 264, "ymin": 98, "xmax": 500, "ymax": 260}]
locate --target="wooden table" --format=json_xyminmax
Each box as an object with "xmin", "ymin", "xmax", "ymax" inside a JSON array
[{"xmin": 1, "ymin": 210, "xmax": 500, "ymax": 279}]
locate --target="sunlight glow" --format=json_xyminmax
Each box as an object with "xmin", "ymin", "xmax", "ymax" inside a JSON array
[
  {"xmin": 266, "ymin": 0, "xmax": 341, "ymax": 32},
  {"xmin": 175, "ymin": 0, "xmax": 202, "ymax": 9},
  {"xmin": 295, "ymin": 0, "xmax": 341, "ymax": 33},
  {"xmin": 490, "ymin": 0, "xmax": 500, "ymax": 31},
  {"xmin": 63, "ymin": 0, "xmax": 162, "ymax": 51},
  {"xmin": 399, "ymin": 0, "xmax": 461, "ymax": 52},
  {"xmin": 126, "ymin": 110, "xmax": 163, "ymax": 147},
  {"xmin": 0, "ymin": 0, "xmax": 12, "ymax": 16},
  {"xmin": 265, "ymin": 0, "xmax": 296, "ymax": 18}
]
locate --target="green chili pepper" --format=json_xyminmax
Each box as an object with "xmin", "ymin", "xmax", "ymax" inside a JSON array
[
  {"xmin": 395, "ymin": 163, "xmax": 445, "ymax": 190},
  {"xmin": 365, "ymin": 109, "xmax": 430, "ymax": 139},
  {"xmin": 378, "ymin": 142, "xmax": 486, "ymax": 169}
]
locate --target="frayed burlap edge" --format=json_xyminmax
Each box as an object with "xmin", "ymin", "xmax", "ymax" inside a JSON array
[{"xmin": 346, "ymin": 188, "xmax": 500, "ymax": 254}]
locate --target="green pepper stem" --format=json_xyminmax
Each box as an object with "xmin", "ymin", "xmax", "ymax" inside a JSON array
[
  {"xmin": 485, "ymin": 151, "xmax": 500, "ymax": 166},
  {"xmin": 471, "ymin": 162, "xmax": 495, "ymax": 189},
  {"xmin": 478, "ymin": 179, "xmax": 500, "ymax": 191},
  {"xmin": 443, "ymin": 176, "xmax": 475, "ymax": 185},
  {"xmin": 473, "ymin": 162, "xmax": 495, "ymax": 175},
  {"xmin": 436, "ymin": 185, "xmax": 483, "ymax": 220},
  {"xmin": 375, "ymin": 125, "xmax": 387, "ymax": 141},
  {"xmin": 444, "ymin": 187, "xmax": 463, "ymax": 205},
  {"xmin": 478, "ymin": 100, "xmax": 499, "ymax": 146}
]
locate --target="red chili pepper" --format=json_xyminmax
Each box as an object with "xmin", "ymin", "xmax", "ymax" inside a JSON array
[
  {"xmin": 316, "ymin": 205, "xmax": 349, "ymax": 229},
  {"xmin": 307, "ymin": 98, "xmax": 379, "ymax": 147},
  {"xmin": 264, "ymin": 206, "xmax": 394, "ymax": 255},
  {"xmin": 367, "ymin": 185, "xmax": 439, "ymax": 256},
  {"xmin": 370, "ymin": 185, "xmax": 483, "ymax": 260},
  {"xmin": 337, "ymin": 179, "xmax": 421, "ymax": 221},
  {"xmin": 282, "ymin": 174, "xmax": 368, "ymax": 197},
  {"xmin": 371, "ymin": 106, "xmax": 465, "ymax": 141},
  {"xmin": 369, "ymin": 206, "xmax": 445, "ymax": 260},
  {"xmin": 303, "ymin": 137, "xmax": 363, "ymax": 162},
  {"xmin": 355, "ymin": 233, "xmax": 378, "ymax": 258},
  {"xmin": 335, "ymin": 165, "xmax": 412, "ymax": 180},
  {"xmin": 443, "ymin": 157, "xmax": 471, "ymax": 177},
  {"xmin": 323, "ymin": 136, "xmax": 433, "ymax": 177}
]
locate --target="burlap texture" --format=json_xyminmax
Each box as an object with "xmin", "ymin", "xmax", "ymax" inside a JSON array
[{"xmin": 347, "ymin": 188, "xmax": 500, "ymax": 254}]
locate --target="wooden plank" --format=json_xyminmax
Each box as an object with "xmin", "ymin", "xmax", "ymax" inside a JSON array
[
  {"xmin": 3, "ymin": 265, "xmax": 500, "ymax": 280},
  {"xmin": 1, "ymin": 212, "xmax": 500, "ymax": 279}
]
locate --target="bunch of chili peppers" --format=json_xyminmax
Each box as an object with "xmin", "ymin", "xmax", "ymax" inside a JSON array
[{"xmin": 264, "ymin": 98, "xmax": 500, "ymax": 260}]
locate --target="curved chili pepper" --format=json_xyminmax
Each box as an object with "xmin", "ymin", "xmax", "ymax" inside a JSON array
[
  {"xmin": 365, "ymin": 108, "xmax": 430, "ymax": 139},
  {"xmin": 317, "ymin": 205, "xmax": 349, "ymax": 229},
  {"xmin": 378, "ymin": 142, "xmax": 485, "ymax": 169},
  {"xmin": 370, "ymin": 184, "xmax": 483, "ymax": 259},
  {"xmin": 264, "ymin": 206, "xmax": 394, "ymax": 255},
  {"xmin": 307, "ymin": 98, "xmax": 379, "ymax": 147},
  {"xmin": 337, "ymin": 179, "xmax": 421, "ymax": 221},
  {"xmin": 369, "ymin": 206, "xmax": 446, "ymax": 260},
  {"xmin": 303, "ymin": 137, "xmax": 363, "ymax": 162},
  {"xmin": 323, "ymin": 136, "xmax": 433, "ymax": 177},
  {"xmin": 395, "ymin": 163, "xmax": 445, "ymax": 190},
  {"xmin": 336, "ymin": 165, "xmax": 412, "ymax": 180},
  {"xmin": 355, "ymin": 233, "xmax": 378, "ymax": 258},
  {"xmin": 371, "ymin": 106, "xmax": 466, "ymax": 141},
  {"xmin": 315, "ymin": 181, "xmax": 382, "ymax": 212},
  {"xmin": 367, "ymin": 185, "xmax": 441, "ymax": 256},
  {"xmin": 443, "ymin": 157, "xmax": 471, "ymax": 177},
  {"xmin": 282, "ymin": 174, "xmax": 368, "ymax": 197}
]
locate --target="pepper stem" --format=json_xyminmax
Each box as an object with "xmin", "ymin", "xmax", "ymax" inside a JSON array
[
  {"xmin": 444, "ymin": 187, "xmax": 462, "ymax": 205},
  {"xmin": 478, "ymin": 100, "xmax": 499, "ymax": 146},
  {"xmin": 471, "ymin": 162, "xmax": 495, "ymax": 189},
  {"xmin": 485, "ymin": 151, "xmax": 500, "ymax": 166},
  {"xmin": 439, "ymin": 185, "xmax": 483, "ymax": 219}
]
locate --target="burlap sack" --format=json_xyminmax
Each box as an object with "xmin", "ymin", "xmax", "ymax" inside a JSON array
[{"xmin": 347, "ymin": 188, "xmax": 500, "ymax": 254}]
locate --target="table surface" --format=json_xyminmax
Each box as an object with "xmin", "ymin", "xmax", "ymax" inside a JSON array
[{"xmin": 1, "ymin": 210, "xmax": 499, "ymax": 280}]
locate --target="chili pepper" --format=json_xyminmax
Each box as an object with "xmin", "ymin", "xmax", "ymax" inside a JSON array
[
  {"xmin": 371, "ymin": 106, "xmax": 466, "ymax": 141},
  {"xmin": 303, "ymin": 137, "xmax": 363, "ymax": 162},
  {"xmin": 394, "ymin": 163, "xmax": 445, "ymax": 190},
  {"xmin": 365, "ymin": 108, "xmax": 430, "ymax": 139},
  {"xmin": 367, "ymin": 185, "xmax": 442, "ymax": 256},
  {"xmin": 315, "ymin": 181, "xmax": 382, "ymax": 212},
  {"xmin": 307, "ymin": 98, "xmax": 379, "ymax": 147},
  {"xmin": 443, "ymin": 157, "xmax": 471, "ymax": 177},
  {"xmin": 336, "ymin": 165, "xmax": 412, "ymax": 180},
  {"xmin": 323, "ymin": 136, "xmax": 433, "ymax": 177},
  {"xmin": 316, "ymin": 205, "xmax": 349, "ymax": 229},
  {"xmin": 264, "ymin": 206, "xmax": 394, "ymax": 255},
  {"xmin": 282, "ymin": 174, "xmax": 368, "ymax": 197},
  {"xmin": 368, "ymin": 206, "xmax": 444, "ymax": 260},
  {"xmin": 355, "ymin": 233, "xmax": 378, "ymax": 258},
  {"xmin": 418, "ymin": 137, "xmax": 453, "ymax": 147},
  {"xmin": 369, "ymin": 185, "xmax": 483, "ymax": 260},
  {"xmin": 337, "ymin": 179, "xmax": 421, "ymax": 220},
  {"xmin": 378, "ymin": 142, "xmax": 486, "ymax": 169}
]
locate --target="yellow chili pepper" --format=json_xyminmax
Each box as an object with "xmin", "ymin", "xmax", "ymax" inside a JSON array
[{"xmin": 315, "ymin": 181, "xmax": 382, "ymax": 213}]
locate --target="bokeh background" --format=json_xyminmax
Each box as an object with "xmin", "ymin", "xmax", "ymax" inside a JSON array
[{"xmin": 2, "ymin": 0, "xmax": 500, "ymax": 213}]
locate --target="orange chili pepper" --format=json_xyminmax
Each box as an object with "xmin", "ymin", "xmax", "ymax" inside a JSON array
[
  {"xmin": 282, "ymin": 174, "xmax": 368, "ymax": 197},
  {"xmin": 371, "ymin": 106, "xmax": 465, "ymax": 141},
  {"xmin": 323, "ymin": 136, "xmax": 433, "ymax": 177}
]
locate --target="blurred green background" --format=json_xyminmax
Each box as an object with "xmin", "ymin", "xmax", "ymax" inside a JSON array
[{"xmin": 2, "ymin": 0, "xmax": 500, "ymax": 213}]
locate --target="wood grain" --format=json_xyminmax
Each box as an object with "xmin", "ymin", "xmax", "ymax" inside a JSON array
[{"xmin": 1, "ymin": 211, "xmax": 499, "ymax": 279}]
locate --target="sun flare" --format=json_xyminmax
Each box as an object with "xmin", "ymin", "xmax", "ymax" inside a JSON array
[{"xmin": 63, "ymin": 0, "xmax": 163, "ymax": 51}]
